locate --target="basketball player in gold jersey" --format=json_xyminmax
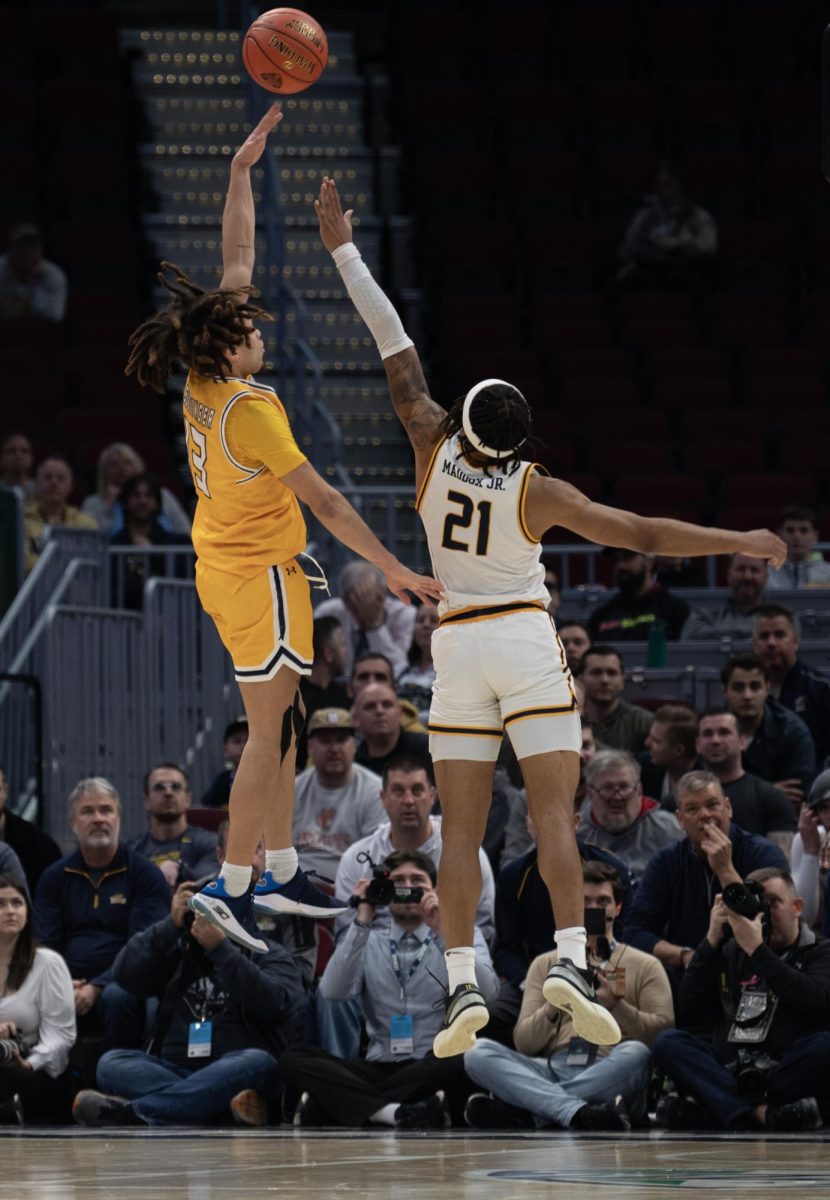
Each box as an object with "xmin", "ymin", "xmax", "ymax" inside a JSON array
[
  {"xmin": 126, "ymin": 105, "xmax": 443, "ymax": 951},
  {"xmin": 316, "ymin": 176, "xmax": 787, "ymax": 1058}
]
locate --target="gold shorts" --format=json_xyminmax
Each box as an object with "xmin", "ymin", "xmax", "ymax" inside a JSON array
[{"xmin": 196, "ymin": 557, "xmax": 313, "ymax": 682}]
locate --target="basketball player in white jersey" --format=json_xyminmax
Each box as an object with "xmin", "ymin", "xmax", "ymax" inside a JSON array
[{"xmin": 315, "ymin": 179, "xmax": 787, "ymax": 1057}]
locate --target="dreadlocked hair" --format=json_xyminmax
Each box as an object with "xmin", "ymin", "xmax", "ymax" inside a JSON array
[
  {"xmin": 125, "ymin": 262, "xmax": 274, "ymax": 393},
  {"xmin": 440, "ymin": 380, "xmax": 538, "ymax": 474}
]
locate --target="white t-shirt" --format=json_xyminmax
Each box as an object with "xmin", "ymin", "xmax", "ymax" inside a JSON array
[
  {"xmin": 0, "ymin": 947, "xmax": 76, "ymax": 1077},
  {"xmin": 293, "ymin": 763, "xmax": 385, "ymax": 881}
]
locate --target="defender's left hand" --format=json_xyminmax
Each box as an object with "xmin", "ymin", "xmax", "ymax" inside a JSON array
[{"xmin": 315, "ymin": 176, "xmax": 354, "ymax": 253}]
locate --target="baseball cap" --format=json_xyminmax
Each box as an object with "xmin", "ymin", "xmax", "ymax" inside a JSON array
[
  {"xmin": 808, "ymin": 768, "xmax": 830, "ymax": 810},
  {"xmin": 307, "ymin": 707, "xmax": 356, "ymax": 736}
]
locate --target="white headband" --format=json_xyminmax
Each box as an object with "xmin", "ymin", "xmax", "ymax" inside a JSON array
[{"xmin": 461, "ymin": 378, "xmax": 528, "ymax": 459}]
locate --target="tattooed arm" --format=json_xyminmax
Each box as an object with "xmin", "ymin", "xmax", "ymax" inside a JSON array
[{"xmin": 316, "ymin": 177, "xmax": 446, "ymax": 476}]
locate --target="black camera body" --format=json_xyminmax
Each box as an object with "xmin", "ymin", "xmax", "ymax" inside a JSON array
[
  {"xmin": 722, "ymin": 880, "xmax": 772, "ymax": 942},
  {"xmin": 349, "ymin": 854, "xmax": 425, "ymax": 909},
  {"xmin": 0, "ymin": 1032, "xmax": 27, "ymax": 1067},
  {"xmin": 733, "ymin": 1048, "xmax": 779, "ymax": 1103}
]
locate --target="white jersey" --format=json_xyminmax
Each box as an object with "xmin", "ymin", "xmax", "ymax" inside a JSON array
[{"xmin": 417, "ymin": 434, "xmax": 551, "ymax": 614}]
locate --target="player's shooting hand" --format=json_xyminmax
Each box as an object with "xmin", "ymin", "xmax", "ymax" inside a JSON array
[
  {"xmin": 315, "ymin": 176, "xmax": 354, "ymax": 253},
  {"xmin": 742, "ymin": 530, "xmax": 787, "ymax": 570},
  {"xmin": 383, "ymin": 562, "xmax": 446, "ymax": 607},
  {"xmin": 232, "ymin": 102, "xmax": 283, "ymax": 171}
]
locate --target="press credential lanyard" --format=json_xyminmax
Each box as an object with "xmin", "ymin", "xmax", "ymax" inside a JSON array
[{"xmin": 389, "ymin": 933, "xmax": 433, "ymax": 1010}]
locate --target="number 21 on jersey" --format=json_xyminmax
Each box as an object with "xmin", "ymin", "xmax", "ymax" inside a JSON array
[
  {"xmin": 185, "ymin": 420, "xmax": 211, "ymax": 498},
  {"xmin": 441, "ymin": 489, "xmax": 491, "ymax": 556}
]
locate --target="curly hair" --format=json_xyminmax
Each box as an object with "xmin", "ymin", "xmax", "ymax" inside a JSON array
[
  {"xmin": 440, "ymin": 380, "xmax": 535, "ymax": 474},
  {"xmin": 125, "ymin": 262, "xmax": 273, "ymax": 393}
]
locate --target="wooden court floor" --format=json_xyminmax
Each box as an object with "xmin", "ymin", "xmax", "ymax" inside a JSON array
[{"xmin": 0, "ymin": 1128, "xmax": 829, "ymax": 1199}]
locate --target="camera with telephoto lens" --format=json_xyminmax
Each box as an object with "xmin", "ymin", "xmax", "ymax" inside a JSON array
[
  {"xmin": 733, "ymin": 1049, "xmax": 779, "ymax": 1103},
  {"xmin": 0, "ymin": 1032, "xmax": 27, "ymax": 1067},
  {"xmin": 349, "ymin": 853, "xmax": 425, "ymax": 909},
  {"xmin": 722, "ymin": 879, "xmax": 772, "ymax": 943}
]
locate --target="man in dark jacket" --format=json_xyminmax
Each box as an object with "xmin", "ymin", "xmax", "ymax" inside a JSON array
[
  {"xmin": 721, "ymin": 653, "xmax": 816, "ymax": 811},
  {"xmin": 653, "ymin": 867, "xmax": 830, "ymax": 1131},
  {"xmin": 753, "ymin": 605, "xmax": 830, "ymax": 772},
  {"xmin": 35, "ymin": 777, "xmax": 170, "ymax": 1049},
  {"xmin": 72, "ymin": 836, "xmax": 306, "ymax": 1127},
  {"xmin": 624, "ymin": 771, "xmax": 787, "ymax": 995}
]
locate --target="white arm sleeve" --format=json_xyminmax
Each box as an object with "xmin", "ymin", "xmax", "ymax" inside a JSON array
[{"xmin": 332, "ymin": 242, "xmax": 414, "ymax": 361}]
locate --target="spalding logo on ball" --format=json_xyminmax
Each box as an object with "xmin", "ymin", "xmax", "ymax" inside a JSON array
[{"xmin": 242, "ymin": 7, "xmax": 328, "ymax": 94}]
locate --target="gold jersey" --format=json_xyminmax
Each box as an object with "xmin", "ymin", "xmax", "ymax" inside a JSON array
[{"xmin": 183, "ymin": 370, "xmax": 307, "ymax": 576}]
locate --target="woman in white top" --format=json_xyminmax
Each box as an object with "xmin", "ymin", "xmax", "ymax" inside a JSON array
[
  {"xmin": 396, "ymin": 602, "xmax": 438, "ymax": 724},
  {"xmin": 0, "ymin": 875, "xmax": 75, "ymax": 1123},
  {"xmin": 81, "ymin": 442, "xmax": 191, "ymax": 535}
]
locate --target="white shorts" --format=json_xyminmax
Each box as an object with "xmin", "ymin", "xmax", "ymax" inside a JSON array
[{"xmin": 427, "ymin": 604, "xmax": 581, "ymax": 763}]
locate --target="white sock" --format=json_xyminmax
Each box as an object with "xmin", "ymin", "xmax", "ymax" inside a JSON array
[
  {"xmin": 369, "ymin": 1103, "xmax": 399, "ymax": 1126},
  {"xmin": 445, "ymin": 946, "xmax": 477, "ymax": 992},
  {"xmin": 218, "ymin": 861, "xmax": 252, "ymax": 897},
  {"xmin": 265, "ymin": 847, "xmax": 298, "ymax": 882},
  {"xmin": 555, "ymin": 926, "xmax": 587, "ymax": 970}
]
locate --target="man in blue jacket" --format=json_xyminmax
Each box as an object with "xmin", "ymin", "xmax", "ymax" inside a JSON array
[
  {"xmin": 624, "ymin": 770, "xmax": 787, "ymax": 1000},
  {"xmin": 34, "ymin": 777, "xmax": 170, "ymax": 1049}
]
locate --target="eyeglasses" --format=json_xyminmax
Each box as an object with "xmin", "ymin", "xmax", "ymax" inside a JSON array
[
  {"xmin": 151, "ymin": 781, "xmax": 185, "ymax": 793},
  {"xmin": 593, "ymin": 783, "xmax": 638, "ymax": 800}
]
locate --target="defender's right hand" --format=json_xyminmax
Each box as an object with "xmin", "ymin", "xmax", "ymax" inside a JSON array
[{"xmin": 741, "ymin": 529, "xmax": 787, "ymax": 569}]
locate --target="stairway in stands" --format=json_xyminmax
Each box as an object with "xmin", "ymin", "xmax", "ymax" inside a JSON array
[{"xmin": 122, "ymin": 23, "xmax": 425, "ymax": 562}]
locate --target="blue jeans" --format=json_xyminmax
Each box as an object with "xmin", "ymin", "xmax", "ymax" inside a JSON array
[
  {"xmin": 89, "ymin": 982, "xmax": 148, "ymax": 1051},
  {"xmin": 96, "ymin": 1047, "xmax": 280, "ymax": 1126},
  {"xmin": 464, "ymin": 1037, "xmax": 651, "ymax": 1128},
  {"xmin": 652, "ymin": 1029, "xmax": 830, "ymax": 1129}
]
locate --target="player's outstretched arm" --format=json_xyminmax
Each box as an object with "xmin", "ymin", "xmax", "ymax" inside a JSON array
[
  {"xmin": 219, "ymin": 102, "xmax": 283, "ymax": 293},
  {"xmin": 525, "ymin": 476, "xmax": 787, "ymax": 567},
  {"xmin": 315, "ymin": 177, "xmax": 446, "ymax": 464},
  {"xmin": 282, "ymin": 460, "xmax": 445, "ymax": 606}
]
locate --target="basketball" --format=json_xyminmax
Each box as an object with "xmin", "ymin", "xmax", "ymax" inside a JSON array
[{"xmin": 242, "ymin": 8, "xmax": 328, "ymax": 94}]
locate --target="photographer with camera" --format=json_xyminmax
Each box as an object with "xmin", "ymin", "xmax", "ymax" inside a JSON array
[
  {"xmin": 277, "ymin": 850, "xmax": 498, "ymax": 1129},
  {"xmin": 0, "ymin": 874, "xmax": 75, "ymax": 1124},
  {"xmin": 71, "ymin": 826, "xmax": 306, "ymax": 1128},
  {"xmin": 652, "ymin": 867, "xmax": 830, "ymax": 1131},
  {"xmin": 463, "ymin": 862, "xmax": 673, "ymax": 1130}
]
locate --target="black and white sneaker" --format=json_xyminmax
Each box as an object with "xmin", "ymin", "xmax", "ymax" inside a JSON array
[
  {"xmin": 542, "ymin": 958, "xmax": 621, "ymax": 1046},
  {"xmin": 395, "ymin": 1090, "xmax": 451, "ymax": 1130},
  {"xmin": 432, "ymin": 983, "xmax": 489, "ymax": 1058},
  {"xmin": 464, "ymin": 1092, "xmax": 534, "ymax": 1130}
]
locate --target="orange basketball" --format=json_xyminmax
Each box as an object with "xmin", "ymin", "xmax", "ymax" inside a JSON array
[{"xmin": 242, "ymin": 7, "xmax": 328, "ymax": 94}]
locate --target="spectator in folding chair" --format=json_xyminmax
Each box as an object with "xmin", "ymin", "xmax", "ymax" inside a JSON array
[
  {"xmin": 588, "ymin": 550, "xmax": 690, "ymax": 642},
  {"xmin": 721, "ymin": 654, "xmax": 816, "ymax": 812},
  {"xmin": 0, "ymin": 223, "xmax": 67, "ymax": 322},
  {"xmin": 0, "ymin": 432, "xmax": 35, "ymax": 499},
  {"xmin": 577, "ymin": 749, "xmax": 684, "ymax": 883},
  {"xmin": 617, "ymin": 169, "xmax": 717, "ymax": 292},
  {"xmin": 753, "ymin": 605, "xmax": 830, "ymax": 772},
  {"xmin": 766, "ymin": 505, "xmax": 830, "ymax": 591},
  {"xmin": 683, "ymin": 553, "xmax": 767, "ymax": 642},
  {"xmin": 695, "ymin": 709, "xmax": 796, "ymax": 858},
  {"xmin": 580, "ymin": 646, "xmax": 653, "ymax": 757},
  {"xmin": 23, "ymin": 457, "xmax": 97, "ymax": 575}
]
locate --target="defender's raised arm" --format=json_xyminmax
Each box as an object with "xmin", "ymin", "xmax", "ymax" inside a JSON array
[
  {"xmin": 220, "ymin": 102, "xmax": 283, "ymax": 293},
  {"xmin": 315, "ymin": 177, "xmax": 446, "ymax": 465}
]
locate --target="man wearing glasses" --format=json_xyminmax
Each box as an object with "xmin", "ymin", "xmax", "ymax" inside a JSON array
[
  {"xmin": 577, "ymin": 750, "xmax": 683, "ymax": 882},
  {"xmin": 129, "ymin": 764, "xmax": 218, "ymax": 889}
]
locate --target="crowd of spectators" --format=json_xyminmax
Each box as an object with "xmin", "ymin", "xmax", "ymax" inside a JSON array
[{"xmin": 3, "ymin": 519, "xmax": 830, "ymax": 1131}]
